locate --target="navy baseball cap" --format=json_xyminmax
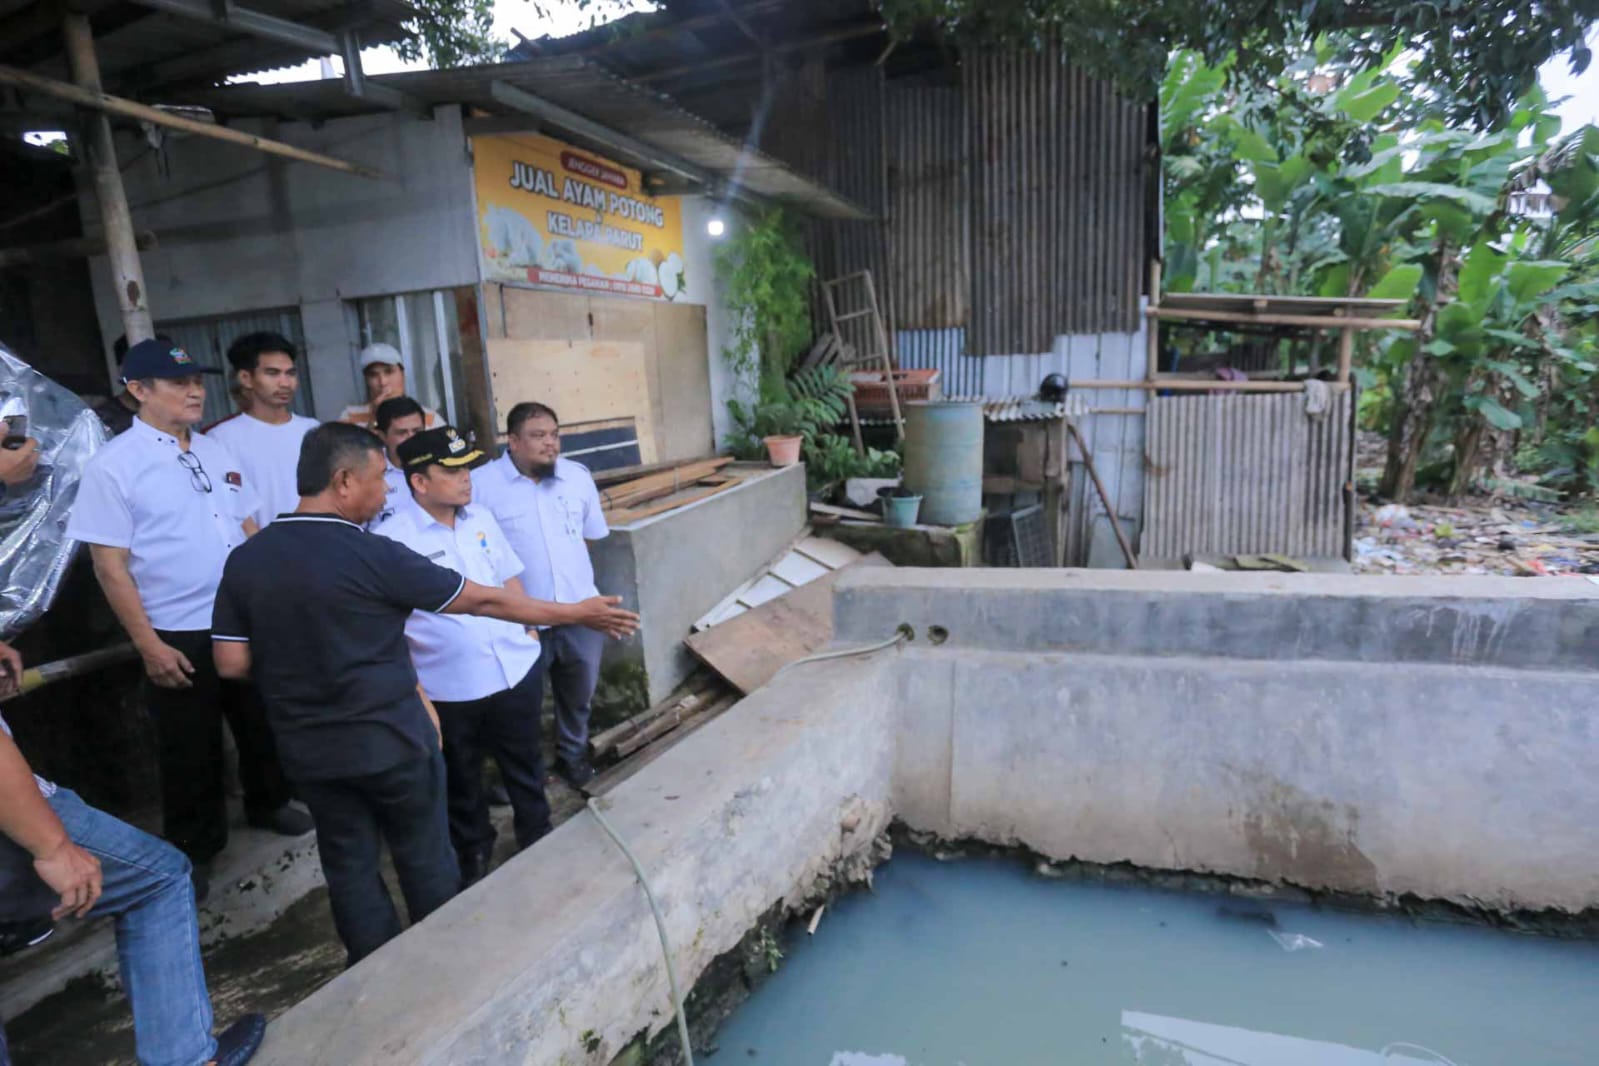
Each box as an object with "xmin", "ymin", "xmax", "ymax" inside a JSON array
[{"xmin": 120, "ymin": 339, "xmax": 221, "ymax": 384}]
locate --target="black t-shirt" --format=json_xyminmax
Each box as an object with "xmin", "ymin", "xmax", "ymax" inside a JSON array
[{"xmin": 212, "ymin": 513, "xmax": 465, "ymax": 782}]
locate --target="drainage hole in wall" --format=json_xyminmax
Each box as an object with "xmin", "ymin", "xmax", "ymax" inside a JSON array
[
  {"xmin": 927, "ymin": 625, "xmax": 949, "ymax": 646},
  {"xmin": 896, "ymin": 624, "xmax": 915, "ymax": 642}
]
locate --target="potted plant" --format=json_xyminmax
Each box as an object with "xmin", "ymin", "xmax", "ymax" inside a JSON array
[{"xmin": 753, "ymin": 403, "xmax": 806, "ymax": 467}]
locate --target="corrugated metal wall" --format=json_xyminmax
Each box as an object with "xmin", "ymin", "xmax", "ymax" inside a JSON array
[
  {"xmin": 886, "ymin": 78, "xmax": 968, "ymax": 330},
  {"xmin": 807, "ymin": 53, "xmax": 1148, "ymax": 361},
  {"xmin": 1143, "ymin": 391, "xmax": 1354, "ymax": 560},
  {"xmin": 965, "ymin": 47, "xmax": 1147, "ymax": 354}
]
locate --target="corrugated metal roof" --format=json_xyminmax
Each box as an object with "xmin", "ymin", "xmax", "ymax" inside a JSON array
[
  {"xmin": 1, "ymin": 0, "xmax": 413, "ymax": 95},
  {"xmin": 178, "ymin": 55, "xmax": 872, "ymax": 219},
  {"xmin": 945, "ymin": 394, "xmax": 1090, "ymax": 422}
]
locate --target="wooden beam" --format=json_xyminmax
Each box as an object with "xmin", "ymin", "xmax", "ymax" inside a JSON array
[
  {"xmin": 0, "ymin": 229, "xmax": 156, "ymax": 267},
  {"xmin": 1145, "ymin": 306, "xmax": 1421, "ymax": 332},
  {"xmin": 0, "ymin": 62, "xmax": 382, "ymax": 179},
  {"xmin": 62, "ymin": 13, "xmax": 153, "ymax": 345},
  {"xmin": 1072, "ymin": 378, "xmax": 1352, "ymax": 393}
]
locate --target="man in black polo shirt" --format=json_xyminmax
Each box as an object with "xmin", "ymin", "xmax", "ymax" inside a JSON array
[{"xmin": 211, "ymin": 423, "xmax": 637, "ymax": 965}]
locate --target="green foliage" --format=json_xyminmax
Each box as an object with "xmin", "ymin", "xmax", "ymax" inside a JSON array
[
  {"xmin": 713, "ymin": 208, "xmax": 817, "ymax": 395},
  {"xmin": 1159, "ymin": 36, "xmax": 1599, "ymax": 499},
  {"xmin": 394, "ymin": 0, "xmax": 503, "ymax": 67},
  {"xmin": 803, "ymin": 433, "xmax": 903, "ymax": 486},
  {"xmin": 877, "ymin": 0, "xmax": 1598, "ymax": 129}
]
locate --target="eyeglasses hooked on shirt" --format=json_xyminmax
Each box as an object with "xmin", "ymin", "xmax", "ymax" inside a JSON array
[{"xmin": 177, "ymin": 450, "xmax": 211, "ymax": 494}]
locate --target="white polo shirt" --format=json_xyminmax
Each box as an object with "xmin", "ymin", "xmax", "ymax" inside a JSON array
[
  {"xmin": 203, "ymin": 411, "xmax": 319, "ymax": 526},
  {"xmin": 471, "ymin": 454, "xmax": 607, "ymax": 605},
  {"xmin": 371, "ymin": 501, "xmax": 541, "ymax": 702},
  {"xmin": 365, "ymin": 459, "xmax": 410, "ymax": 531},
  {"xmin": 67, "ymin": 416, "xmax": 259, "ymax": 632}
]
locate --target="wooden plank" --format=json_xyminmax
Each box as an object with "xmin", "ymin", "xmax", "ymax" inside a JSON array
[
  {"xmin": 593, "ymin": 453, "xmax": 721, "ymax": 487},
  {"xmin": 769, "ymin": 550, "xmax": 830, "ymax": 587},
  {"xmin": 606, "ymin": 481, "xmax": 735, "ymax": 524},
  {"xmin": 598, "ymin": 457, "xmax": 733, "ymax": 510},
  {"xmin": 1146, "ymin": 306, "xmax": 1421, "ymax": 331},
  {"xmin": 809, "ymin": 501, "xmax": 881, "ymax": 522},
  {"xmin": 652, "ymin": 301, "xmax": 714, "ymax": 463},
  {"xmin": 685, "ymin": 554, "xmax": 893, "ymax": 694}
]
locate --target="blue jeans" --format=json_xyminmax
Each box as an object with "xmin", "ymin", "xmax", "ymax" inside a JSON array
[{"xmin": 2, "ymin": 789, "xmax": 217, "ymax": 1066}]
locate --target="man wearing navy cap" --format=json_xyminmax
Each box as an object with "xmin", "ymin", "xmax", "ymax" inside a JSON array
[
  {"xmin": 67, "ymin": 339, "xmax": 309, "ymax": 895},
  {"xmin": 375, "ymin": 426, "xmax": 552, "ymax": 886}
]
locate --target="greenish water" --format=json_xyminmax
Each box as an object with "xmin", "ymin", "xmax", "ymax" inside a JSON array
[{"xmin": 710, "ymin": 852, "xmax": 1599, "ymax": 1065}]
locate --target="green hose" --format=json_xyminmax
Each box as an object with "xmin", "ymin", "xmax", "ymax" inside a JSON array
[{"xmin": 587, "ymin": 797, "xmax": 696, "ymax": 1066}]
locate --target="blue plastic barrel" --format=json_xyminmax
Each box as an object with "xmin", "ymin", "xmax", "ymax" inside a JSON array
[{"xmin": 902, "ymin": 400, "xmax": 983, "ymax": 526}]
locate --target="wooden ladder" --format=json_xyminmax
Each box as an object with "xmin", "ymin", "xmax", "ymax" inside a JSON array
[{"xmin": 819, "ymin": 269, "xmax": 904, "ymax": 449}]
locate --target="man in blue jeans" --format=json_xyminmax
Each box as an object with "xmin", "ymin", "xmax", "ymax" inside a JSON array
[{"xmin": 0, "ymin": 640, "xmax": 263, "ymax": 1066}]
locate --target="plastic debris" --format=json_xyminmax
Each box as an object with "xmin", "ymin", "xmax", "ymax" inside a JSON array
[{"xmin": 1269, "ymin": 931, "xmax": 1324, "ymax": 952}]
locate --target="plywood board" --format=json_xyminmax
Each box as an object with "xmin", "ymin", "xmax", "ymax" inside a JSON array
[
  {"xmin": 685, "ymin": 554, "xmax": 893, "ymax": 694},
  {"xmin": 485, "ymin": 337, "xmax": 657, "ymax": 464},
  {"xmin": 652, "ymin": 301, "xmax": 713, "ymax": 462},
  {"xmin": 495, "ymin": 286, "xmax": 712, "ymax": 465}
]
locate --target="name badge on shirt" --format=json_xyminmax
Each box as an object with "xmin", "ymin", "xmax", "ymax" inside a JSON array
[
  {"xmin": 225, "ymin": 471, "xmax": 242, "ymax": 487},
  {"xmin": 425, "ymin": 550, "xmax": 446, "ymax": 561}
]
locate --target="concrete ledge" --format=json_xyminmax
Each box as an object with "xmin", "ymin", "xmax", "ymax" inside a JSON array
[
  {"xmin": 836, "ymin": 568, "xmax": 1599, "ymax": 672},
  {"xmin": 594, "ymin": 463, "xmax": 806, "ymax": 709},
  {"xmin": 253, "ymin": 655, "xmax": 896, "ymax": 1065}
]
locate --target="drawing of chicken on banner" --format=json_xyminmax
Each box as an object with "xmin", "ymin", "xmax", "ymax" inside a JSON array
[{"xmin": 474, "ymin": 132, "xmax": 686, "ymax": 301}]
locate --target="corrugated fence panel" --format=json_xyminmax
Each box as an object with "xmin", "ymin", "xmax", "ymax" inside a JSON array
[
  {"xmin": 886, "ymin": 78, "xmax": 969, "ymax": 330},
  {"xmin": 809, "ymin": 64, "xmax": 890, "ymax": 358},
  {"xmin": 896, "ymin": 327, "xmax": 981, "ymax": 395},
  {"xmin": 1143, "ymin": 391, "xmax": 1354, "ymax": 560},
  {"xmin": 965, "ymin": 47, "xmax": 1147, "ymax": 355}
]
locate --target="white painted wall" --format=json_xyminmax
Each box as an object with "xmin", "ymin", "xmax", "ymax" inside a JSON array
[
  {"xmin": 84, "ymin": 106, "xmax": 481, "ymax": 419},
  {"xmin": 677, "ymin": 195, "xmax": 750, "ymax": 446}
]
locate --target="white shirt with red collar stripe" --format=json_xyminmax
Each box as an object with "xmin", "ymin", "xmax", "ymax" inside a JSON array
[
  {"xmin": 67, "ymin": 415, "xmax": 260, "ymax": 632},
  {"xmin": 203, "ymin": 411, "xmax": 319, "ymax": 526}
]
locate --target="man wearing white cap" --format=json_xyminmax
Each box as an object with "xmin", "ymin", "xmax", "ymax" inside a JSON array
[{"xmin": 338, "ymin": 343, "xmax": 440, "ymax": 432}]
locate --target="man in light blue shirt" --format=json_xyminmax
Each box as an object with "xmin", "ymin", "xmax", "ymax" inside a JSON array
[{"xmin": 471, "ymin": 402, "xmax": 609, "ymax": 787}]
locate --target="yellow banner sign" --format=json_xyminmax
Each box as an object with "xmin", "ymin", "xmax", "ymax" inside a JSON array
[{"xmin": 473, "ymin": 132, "xmax": 686, "ymax": 301}]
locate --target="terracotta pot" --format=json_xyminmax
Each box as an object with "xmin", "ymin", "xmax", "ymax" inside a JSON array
[{"xmin": 762, "ymin": 434, "xmax": 804, "ymax": 467}]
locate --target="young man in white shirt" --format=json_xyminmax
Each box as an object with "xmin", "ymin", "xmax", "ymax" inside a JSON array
[
  {"xmin": 373, "ymin": 425, "xmax": 551, "ymax": 885},
  {"xmin": 204, "ymin": 332, "xmax": 319, "ymax": 527},
  {"xmin": 370, "ymin": 396, "xmax": 426, "ymax": 528},
  {"xmin": 471, "ymin": 402, "xmax": 609, "ymax": 787},
  {"xmin": 337, "ymin": 343, "xmax": 441, "ymax": 432},
  {"xmin": 66, "ymin": 340, "xmax": 309, "ymax": 891}
]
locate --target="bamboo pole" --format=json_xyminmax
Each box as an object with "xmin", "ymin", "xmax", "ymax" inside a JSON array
[
  {"xmin": 0, "ymin": 230, "xmax": 156, "ymax": 267},
  {"xmin": 1065, "ymin": 422, "xmax": 1137, "ymax": 570},
  {"xmin": 1145, "ymin": 306, "xmax": 1421, "ymax": 332},
  {"xmin": 1145, "ymin": 259, "xmax": 1161, "ymax": 383},
  {"xmin": 62, "ymin": 14, "xmax": 153, "ymax": 346},
  {"xmin": 1335, "ymin": 312, "xmax": 1356, "ymax": 384},
  {"xmin": 1071, "ymin": 378, "xmax": 1351, "ymax": 393},
  {"xmin": 0, "ymin": 61, "xmax": 383, "ymax": 180}
]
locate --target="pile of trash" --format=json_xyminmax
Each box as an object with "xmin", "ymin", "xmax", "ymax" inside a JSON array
[{"xmin": 1353, "ymin": 499, "xmax": 1599, "ymax": 576}]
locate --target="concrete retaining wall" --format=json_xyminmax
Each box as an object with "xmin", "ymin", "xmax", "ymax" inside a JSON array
[
  {"xmin": 256, "ymin": 569, "xmax": 1599, "ymax": 1062},
  {"xmin": 853, "ymin": 569, "xmax": 1599, "ymax": 912},
  {"xmin": 591, "ymin": 463, "xmax": 806, "ymax": 710},
  {"xmin": 255, "ymin": 655, "xmax": 894, "ymax": 1065}
]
